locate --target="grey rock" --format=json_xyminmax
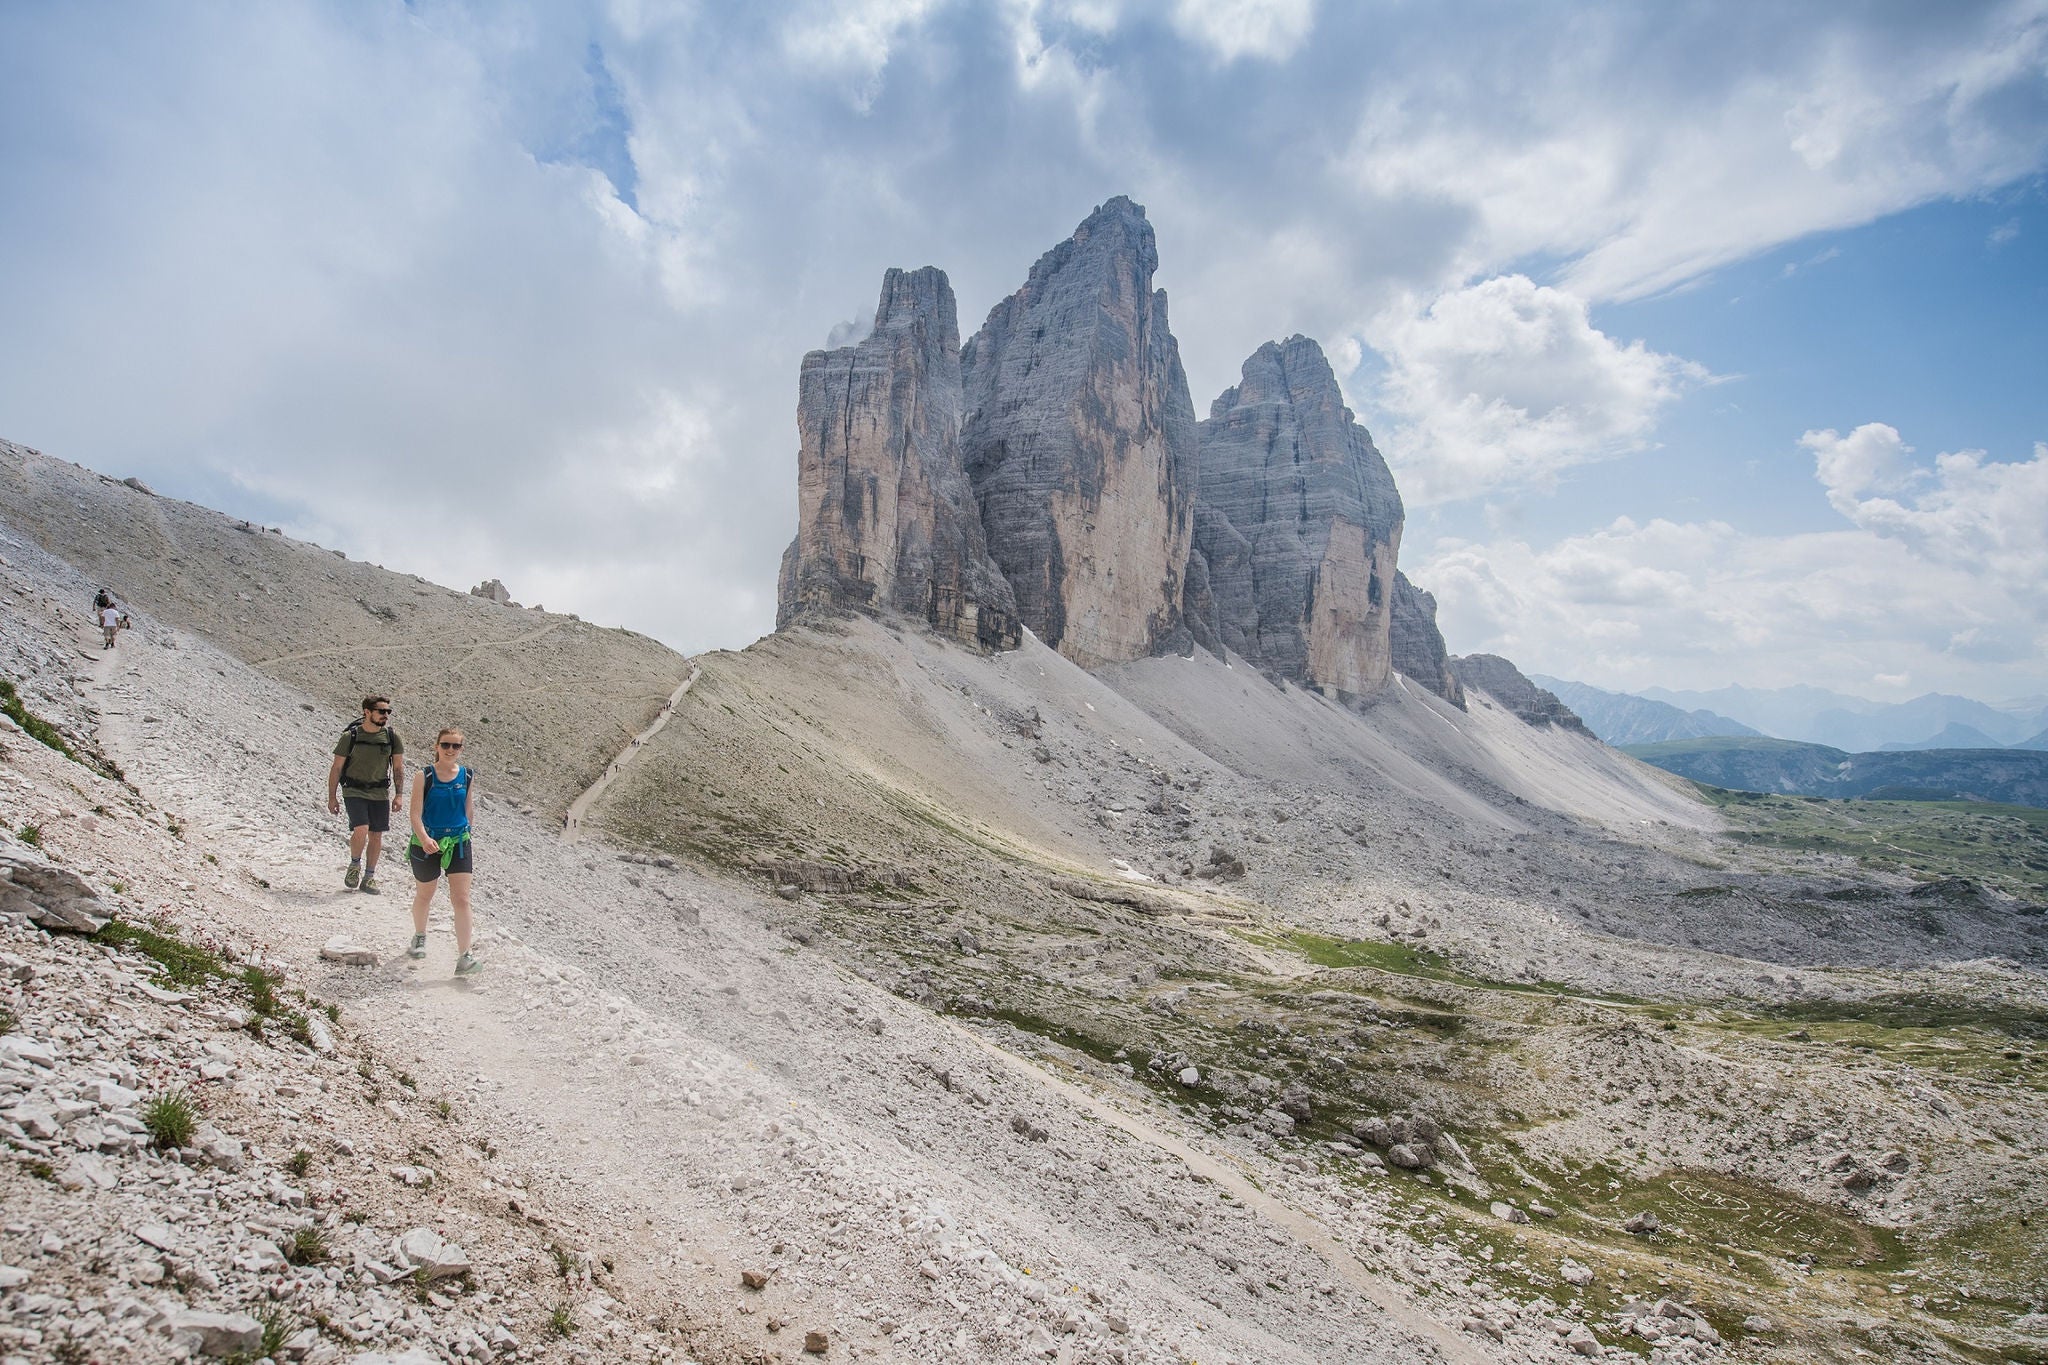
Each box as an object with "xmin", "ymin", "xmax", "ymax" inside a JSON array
[
  {"xmin": 1742, "ymin": 1315, "xmax": 1776, "ymax": 1333},
  {"xmin": 468, "ymin": 578, "xmax": 515, "ymax": 605},
  {"xmin": 1387, "ymin": 1142, "xmax": 1432, "ymax": 1170},
  {"xmin": 1190, "ymin": 336, "xmax": 1403, "ymax": 695},
  {"xmin": 168, "ymin": 1309, "xmax": 262, "ymax": 1357},
  {"xmin": 1451, "ymin": 654, "xmax": 1589, "ymax": 732},
  {"xmin": 319, "ymin": 936, "xmax": 379, "ymax": 967},
  {"xmin": 1489, "ymin": 1200, "xmax": 1530, "ymax": 1224},
  {"xmin": 394, "ymin": 1226, "xmax": 469, "ymax": 1280},
  {"xmin": 1622, "ymin": 1209, "xmax": 1660, "ymax": 1235},
  {"xmin": 1390, "ymin": 571, "xmax": 1465, "ymax": 706},
  {"xmin": 1560, "ymin": 1257, "xmax": 1593, "ymax": 1286},
  {"xmin": 0, "ymin": 852, "xmax": 110, "ymax": 933},
  {"xmin": 780, "ymin": 267, "xmax": 1019, "ymax": 650},
  {"xmin": 962, "ymin": 196, "xmax": 1198, "ymax": 665},
  {"xmin": 0, "ymin": 1265, "xmax": 28, "ymax": 1289},
  {"xmin": 1565, "ymin": 1324, "xmax": 1602, "ymax": 1357}
]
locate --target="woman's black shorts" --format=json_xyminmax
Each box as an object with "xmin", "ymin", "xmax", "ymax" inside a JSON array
[{"xmin": 408, "ymin": 838, "xmax": 474, "ymax": 882}]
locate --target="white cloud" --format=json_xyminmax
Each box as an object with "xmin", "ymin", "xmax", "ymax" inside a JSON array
[
  {"xmin": 1989, "ymin": 217, "xmax": 2021, "ymax": 247},
  {"xmin": 1339, "ymin": 5, "xmax": 2048, "ymax": 301},
  {"xmin": 1414, "ymin": 429, "xmax": 2048, "ymax": 696},
  {"xmin": 1169, "ymin": 0, "xmax": 1316, "ymax": 63},
  {"xmin": 1369, "ymin": 276, "xmax": 1707, "ymax": 504}
]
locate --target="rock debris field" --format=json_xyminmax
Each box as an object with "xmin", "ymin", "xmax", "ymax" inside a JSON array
[{"xmin": 5, "ymin": 454, "xmax": 2048, "ymax": 1365}]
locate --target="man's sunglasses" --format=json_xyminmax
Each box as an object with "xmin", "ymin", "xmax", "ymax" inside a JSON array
[
  {"xmin": 439, "ymin": 741, "xmax": 463, "ymax": 750},
  {"xmin": 369, "ymin": 708, "xmax": 391, "ymax": 716}
]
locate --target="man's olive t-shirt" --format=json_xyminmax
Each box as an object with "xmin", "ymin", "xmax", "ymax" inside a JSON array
[{"xmin": 334, "ymin": 725, "xmax": 404, "ymax": 800}]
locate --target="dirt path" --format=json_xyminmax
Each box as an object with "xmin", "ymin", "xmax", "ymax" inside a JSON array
[
  {"xmin": 562, "ymin": 666, "xmax": 699, "ymax": 840},
  {"xmin": 247, "ymin": 619, "xmax": 564, "ymax": 668}
]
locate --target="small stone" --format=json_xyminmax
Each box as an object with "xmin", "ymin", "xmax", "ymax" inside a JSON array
[
  {"xmin": 393, "ymin": 1227, "xmax": 469, "ymax": 1281},
  {"xmin": 57, "ymin": 1154, "xmax": 117, "ymax": 1190},
  {"xmin": 1566, "ymin": 1324, "xmax": 1602, "ymax": 1357},
  {"xmin": 1560, "ymin": 1258, "xmax": 1594, "ymax": 1287},
  {"xmin": 0, "ymin": 1266, "xmax": 27, "ymax": 1288},
  {"xmin": 1622, "ymin": 1210, "xmax": 1659, "ymax": 1235},
  {"xmin": 804, "ymin": 1328, "xmax": 829, "ymax": 1353},
  {"xmin": 1742, "ymin": 1315, "xmax": 1775, "ymax": 1333},
  {"xmin": 1387, "ymin": 1142, "xmax": 1431, "ymax": 1170},
  {"xmin": 134, "ymin": 1223, "xmax": 184, "ymax": 1254},
  {"xmin": 1490, "ymin": 1201, "xmax": 1529, "ymax": 1225},
  {"xmin": 319, "ymin": 936, "xmax": 378, "ymax": 966},
  {"xmin": 167, "ymin": 1309, "xmax": 261, "ymax": 1357},
  {"xmin": 741, "ymin": 1268, "xmax": 770, "ymax": 1290},
  {"xmin": 1528, "ymin": 1201, "xmax": 1559, "ymax": 1218},
  {"xmin": 1177, "ymin": 1066, "xmax": 1200, "ymax": 1087}
]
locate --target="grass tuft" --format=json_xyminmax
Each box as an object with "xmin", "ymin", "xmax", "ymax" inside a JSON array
[
  {"xmin": 141, "ymin": 1089, "xmax": 198, "ymax": 1150},
  {"xmin": 0, "ymin": 677, "xmax": 76, "ymax": 759},
  {"xmin": 94, "ymin": 919, "xmax": 226, "ymax": 989},
  {"xmin": 284, "ymin": 1224, "xmax": 328, "ymax": 1266},
  {"xmin": 285, "ymin": 1149, "xmax": 312, "ymax": 1178},
  {"xmin": 255, "ymin": 1304, "xmax": 298, "ymax": 1358},
  {"xmin": 14, "ymin": 823, "xmax": 41, "ymax": 847},
  {"xmin": 547, "ymin": 1304, "xmax": 576, "ymax": 1338}
]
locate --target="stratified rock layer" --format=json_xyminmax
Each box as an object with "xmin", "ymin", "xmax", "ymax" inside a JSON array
[
  {"xmin": 1452, "ymin": 654, "xmax": 1587, "ymax": 731},
  {"xmin": 1190, "ymin": 337, "xmax": 1403, "ymax": 696},
  {"xmin": 961, "ymin": 197, "xmax": 1197, "ymax": 666},
  {"xmin": 779, "ymin": 268, "xmax": 1019, "ymax": 650},
  {"xmin": 1390, "ymin": 571, "xmax": 1464, "ymax": 707}
]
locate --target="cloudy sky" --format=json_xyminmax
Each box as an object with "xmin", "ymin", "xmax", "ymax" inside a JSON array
[{"xmin": 2, "ymin": 0, "xmax": 2044, "ymax": 702}]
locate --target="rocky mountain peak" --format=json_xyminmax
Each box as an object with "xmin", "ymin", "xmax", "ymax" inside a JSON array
[
  {"xmin": 1185, "ymin": 334, "xmax": 1404, "ymax": 697},
  {"xmin": 961, "ymin": 197, "xmax": 1197, "ymax": 667},
  {"xmin": 777, "ymin": 266, "xmax": 1020, "ymax": 650},
  {"xmin": 1452, "ymin": 654, "xmax": 1588, "ymax": 732}
]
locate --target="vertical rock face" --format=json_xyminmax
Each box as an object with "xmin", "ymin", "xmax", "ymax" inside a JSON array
[
  {"xmin": 961, "ymin": 197, "xmax": 1198, "ymax": 667},
  {"xmin": 1390, "ymin": 571, "xmax": 1465, "ymax": 707},
  {"xmin": 1190, "ymin": 336, "xmax": 1404, "ymax": 696},
  {"xmin": 778, "ymin": 267, "xmax": 1019, "ymax": 650},
  {"xmin": 1452, "ymin": 654, "xmax": 1588, "ymax": 732}
]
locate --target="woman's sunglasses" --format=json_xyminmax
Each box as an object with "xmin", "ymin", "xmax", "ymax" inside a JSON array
[{"xmin": 439, "ymin": 741, "xmax": 463, "ymax": 749}]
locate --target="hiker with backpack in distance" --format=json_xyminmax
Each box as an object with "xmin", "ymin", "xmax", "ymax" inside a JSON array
[
  {"xmin": 97, "ymin": 599, "xmax": 121, "ymax": 650},
  {"xmin": 406, "ymin": 726, "xmax": 480, "ymax": 976},
  {"xmin": 327, "ymin": 696, "xmax": 405, "ymax": 894}
]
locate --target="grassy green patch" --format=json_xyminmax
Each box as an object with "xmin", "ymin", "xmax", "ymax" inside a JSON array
[
  {"xmin": 0, "ymin": 677, "xmax": 76, "ymax": 760},
  {"xmin": 95, "ymin": 919, "xmax": 228, "ymax": 988}
]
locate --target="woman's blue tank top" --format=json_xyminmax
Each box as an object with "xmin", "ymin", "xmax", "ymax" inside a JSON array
[{"xmin": 421, "ymin": 765, "xmax": 470, "ymax": 837}]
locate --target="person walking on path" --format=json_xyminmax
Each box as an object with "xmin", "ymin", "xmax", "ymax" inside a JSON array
[
  {"xmin": 327, "ymin": 696, "xmax": 405, "ymax": 894},
  {"xmin": 406, "ymin": 726, "xmax": 480, "ymax": 975},
  {"xmin": 97, "ymin": 600, "xmax": 121, "ymax": 650}
]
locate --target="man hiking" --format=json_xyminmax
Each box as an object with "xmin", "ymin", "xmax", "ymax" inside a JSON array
[{"xmin": 327, "ymin": 695, "xmax": 405, "ymax": 894}]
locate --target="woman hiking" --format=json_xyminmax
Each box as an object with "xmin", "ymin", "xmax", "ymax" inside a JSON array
[{"xmin": 405, "ymin": 726, "xmax": 480, "ymax": 976}]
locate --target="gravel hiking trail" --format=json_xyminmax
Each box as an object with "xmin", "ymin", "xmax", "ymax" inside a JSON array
[
  {"xmin": 77, "ymin": 610, "xmax": 1467, "ymax": 1365},
  {"xmin": 564, "ymin": 667, "xmax": 700, "ymax": 842}
]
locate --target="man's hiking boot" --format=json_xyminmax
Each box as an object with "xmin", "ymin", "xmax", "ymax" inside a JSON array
[
  {"xmin": 344, "ymin": 862, "xmax": 361, "ymax": 890},
  {"xmin": 454, "ymin": 952, "xmax": 481, "ymax": 977},
  {"xmin": 407, "ymin": 933, "xmax": 427, "ymax": 960},
  {"xmin": 359, "ymin": 874, "xmax": 380, "ymax": 895}
]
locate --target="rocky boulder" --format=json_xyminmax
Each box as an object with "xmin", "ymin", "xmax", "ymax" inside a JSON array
[
  {"xmin": 780, "ymin": 267, "xmax": 1020, "ymax": 650},
  {"xmin": 469, "ymin": 579, "xmax": 515, "ymax": 606},
  {"xmin": 961, "ymin": 196, "xmax": 1198, "ymax": 666},
  {"xmin": 0, "ymin": 852, "xmax": 110, "ymax": 933},
  {"xmin": 1190, "ymin": 336, "xmax": 1403, "ymax": 696},
  {"xmin": 1451, "ymin": 654, "xmax": 1588, "ymax": 732},
  {"xmin": 1390, "ymin": 571, "xmax": 1464, "ymax": 707}
]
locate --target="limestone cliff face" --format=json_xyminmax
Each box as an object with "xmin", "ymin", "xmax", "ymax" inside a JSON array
[
  {"xmin": 778, "ymin": 267, "xmax": 1019, "ymax": 650},
  {"xmin": 961, "ymin": 197, "xmax": 1198, "ymax": 667},
  {"xmin": 1190, "ymin": 336, "xmax": 1404, "ymax": 696},
  {"xmin": 1390, "ymin": 571, "xmax": 1465, "ymax": 707},
  {"xmin": 1452, "ymin": 654, "xmax": 1588, "ymax": 732}
]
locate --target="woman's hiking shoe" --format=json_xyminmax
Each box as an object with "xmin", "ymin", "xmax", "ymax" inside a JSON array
[
  {"xmin": 407, "ymin": 933, "xmax": 427, "ymax": 960},
  {"xmin": 343, "ymin": 862, "xmax": 361, "ymax": 889},
  {"xmin": 359, "ymin": 874, "xmax": 381, "ymax": 895},
  {"xmin": 454, "ymin": 952, "xmax": 481, "ymax": 977}
]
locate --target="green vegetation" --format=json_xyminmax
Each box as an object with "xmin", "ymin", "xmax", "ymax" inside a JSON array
[
  {"xmin": 241, "ymin": 965, "xmax": 280, "ymax": 1017},
  {"xmin": 0, "ymin": 677, "xmax": 77, "ymax": 760},
  {"xmin": 0, "ymin": 1007, "xmax": 15, "ymax": 1034},
  {"xmin": 547, "ymin": 1304, "xmax": 576, "ymax": 1338},
  {"xmin": 285, "ymin": 1148, "xmax": 312, "ymax": 1178},
  {"xmin": 141, "ymin": 1089, "xmax": 198, "ymax": 1150},
  {"xmin": 13, "ymin": 823, "xmax": 41, "ymax": 847},
  {"xmin": 95, "ymin": 918, "xmax": 226, "ymax": 988},
  {"xmin": 284, "ymin": 1224, "xmax": 329, "ymax": 1266},
  {"xmin": 255, "ymin": 1305, "xmax": 298, "ymax": 1359},
  {"xmin": 1698, "ymin": 785, "xmax": 2048, "ymax": 900}
]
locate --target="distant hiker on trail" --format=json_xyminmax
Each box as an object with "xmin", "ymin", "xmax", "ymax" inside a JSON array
[
  {"xmin": 327, "ymin": 696, "xmax": 404, "ymax": 894},
  {"xmin": 93, "ymin": 587, "xmax": 113, "ymax": 613},
  {"xmin": 97, "ymin": 601, "xmax": 121, "ymax": 650},
  {"xmin": 406, "ymin": 726, "xmax": 480, "ymax": 976}
]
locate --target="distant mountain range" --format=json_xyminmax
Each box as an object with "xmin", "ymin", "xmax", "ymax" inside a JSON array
[
  {"xmin": 1532, "ymin": 676, "xmax": 1757, "ymax": 746},
  {"xmin": 1621, "ymin": 737, "xmax": 2048, "ymax": 809},
  {"xmin": 1534, "ymin": 676, "xmax": 2047, "ymax": 751}
]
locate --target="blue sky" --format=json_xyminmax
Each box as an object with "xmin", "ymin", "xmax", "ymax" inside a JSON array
[{"xmin": 1, "ymin": 0, "xmax": 2044, "ymax": 701}]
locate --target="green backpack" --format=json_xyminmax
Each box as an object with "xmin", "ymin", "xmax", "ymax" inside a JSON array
[{"xmin": 338, "ymin": 722, "xmax": 397, "ymax": 790}]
